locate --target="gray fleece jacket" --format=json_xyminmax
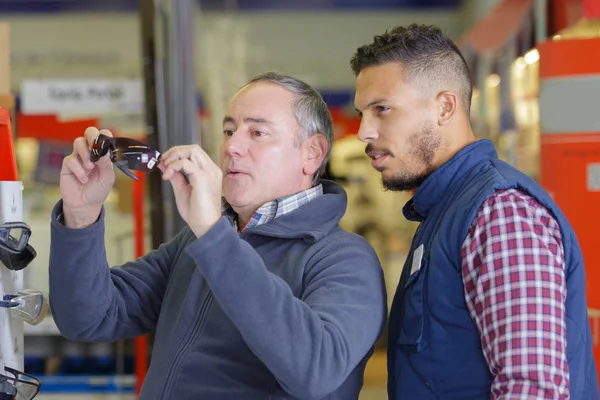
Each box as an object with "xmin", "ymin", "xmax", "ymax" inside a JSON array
[{"xmin": 48, "ymin": 180, "xmax": 387, "ymax": 400}]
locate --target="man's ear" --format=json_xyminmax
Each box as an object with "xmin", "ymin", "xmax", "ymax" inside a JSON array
[
  {"xmin": 436, "ymin": 90, "xmax": 458, "ymax": 126},
  {"xmin": 303, "ymin": 133, "xmax": 328, "ymax": 176}
]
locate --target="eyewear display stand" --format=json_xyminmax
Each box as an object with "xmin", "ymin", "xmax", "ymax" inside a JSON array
[
  {"xmin": 0, "ymin": 180, "xmax": 25, "ymax": 374},
  {"xmin": 0, "ymin": 21, "xmax": 24, "ymax": 375},
  {"xmin": 0, "ymin": 158, "xmax": 25, "ymax": 373}
]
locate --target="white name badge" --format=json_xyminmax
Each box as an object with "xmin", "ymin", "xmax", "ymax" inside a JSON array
[{"xmin": 410, "ymin": 244, "xmax": 424, "ymax": 276}]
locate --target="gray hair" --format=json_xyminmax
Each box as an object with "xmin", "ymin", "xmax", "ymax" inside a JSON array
[{"xmin": 245, "ymin": 72, "xmax": 333, "ymax": 184}]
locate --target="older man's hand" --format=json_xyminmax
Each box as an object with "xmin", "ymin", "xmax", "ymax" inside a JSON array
[{"xmin": 159, "ymin": 145, "xmax": 223, "ymax": 238}]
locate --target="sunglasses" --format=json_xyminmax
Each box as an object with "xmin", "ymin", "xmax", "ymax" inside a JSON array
[
  {"xmin": 91, "ymin": 134, "xmax": 161, "ymax": 181},
  {"xmin": 0, "ymin": 366, "xmax": 41, "ymax": 400}
]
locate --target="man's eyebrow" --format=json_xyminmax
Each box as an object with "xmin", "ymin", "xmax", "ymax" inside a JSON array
[
  {"xmin": 355, "ymin": 98, "xmax": 388, "ymax": 113},
  {"xmin": 244, "ymin": 117, "xmax": 272, "ymax": 125},
  {"xmin": 222, "ymin": 116, "xmax": 273, "ymax": 125}
]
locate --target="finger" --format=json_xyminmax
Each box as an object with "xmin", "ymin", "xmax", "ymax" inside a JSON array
[
  {"xmin": 73, "ymin": 137, "xmax": 94, "ymax": 169},
  {"xmin": 190, "ymin": 145, "xmax": 212, "ymax": 167},
  {"xmin": 83, "ymin": 127, "xmax": 114, "ymax": 165},
  {"xmin": 166, "ymin": 169, "xmax": 189, "ymax": 193},
  {"xmin": 161, "ymin": 145, "xmax": 208, "ymax": 167},
  {"xmin": 84, "ymin": 127, "xmax": 101, "ymax": 148},
  {"xmin": 98, "ymin": 129, "xmax": 114, "ymax": 138},
  {"xmin": 159, "ymin": 145, "xmax": 186, "ymax": 162},
  {"xmin": 162, "ymin": 159, "xmax": 200, "ymax": 186},
  {"xmin": 161, "ymin": 158, "xmax": 192, "ymax": 180},
  {"xmin": 61, "ymin": 154, "xmax": 90, "ymax": 184},
  {"xmin": 160, "ymin": 146, "xmax": 192, "ymax": 165},
  {"xmin": 94, "ymin": 128, "xmax": 118, "ymax": 172}
]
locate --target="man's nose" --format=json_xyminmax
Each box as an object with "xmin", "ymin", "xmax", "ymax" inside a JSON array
[
  {"xmin": 357, "ymin": 118, "xmax": 378, "ymax": 143},
  {"xmin": 224, "ymin": 131, "xmax": 249, "ymax": 157}
]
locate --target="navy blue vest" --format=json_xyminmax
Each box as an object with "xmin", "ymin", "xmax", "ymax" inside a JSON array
[{"xmin": 388, "ymin": 140, "xmax": 599, "ymax": 399}]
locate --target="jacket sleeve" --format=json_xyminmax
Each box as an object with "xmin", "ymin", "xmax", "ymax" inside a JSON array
[
  {"xmin": 186, "ymin": 217, "xmax": 387, "ymax": 400},
  {"xmin": 49, "ymin": 200, "xmax": 187, "ymax": 342}
]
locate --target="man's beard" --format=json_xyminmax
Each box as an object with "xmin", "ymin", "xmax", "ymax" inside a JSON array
[{"xmin": 383, "ymin": 121, "xmax": 440, "ymax": 192}]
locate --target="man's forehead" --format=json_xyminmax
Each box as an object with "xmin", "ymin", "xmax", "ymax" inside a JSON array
[
  {"xmin": 354, "ymin": 66, "xmax": 415, "ymax": 108},
  {"xmin": 223, "ymin": 114, "xmax": 273, "ymax": 126},
  {"xmin": 225, "ymin": 85, "xmax": 295, "ymax": 122},
  {"xmin": 354, "ymin": 82, "xmax": 397, "ymax": 109}
]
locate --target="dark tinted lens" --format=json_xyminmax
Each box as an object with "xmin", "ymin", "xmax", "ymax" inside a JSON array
[{"xmin": 112, "ymin": 138, "xmax": 161, "ymax": 172}]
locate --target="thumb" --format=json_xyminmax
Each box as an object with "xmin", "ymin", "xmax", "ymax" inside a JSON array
[
  {"xmin": 96, "ymin": 153, "xmax": 116, "ymax": 175},
  {"xmin": 96, "ymin": 128, "xmax": 115, "ymax": 174},
  {"xmin": 167, "ymin": 171, "xmax": 189, "ymax": 193},
  {"xmin": 91, "ymin": 152, "xmax": 116, "ymax": 185},
  {"xmin": 96, "ymin": 153, "xmax": 113, "ymax": 171}
]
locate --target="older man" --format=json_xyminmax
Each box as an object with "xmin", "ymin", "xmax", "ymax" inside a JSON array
[{"xmin": 49, "ymin": 72, "xmax": 386, "ymax": 400}]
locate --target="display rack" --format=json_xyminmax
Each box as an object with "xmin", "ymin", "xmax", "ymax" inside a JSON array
[
  {"xmin": 0, "ymin": 20, "xmax": 25, "ymax": 376},
  {"xmin": 0, "ymin": 172, "xmax": 25, "ymax": 373}
]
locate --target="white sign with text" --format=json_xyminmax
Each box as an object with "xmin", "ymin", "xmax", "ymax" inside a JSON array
[{"xmin": 20, "ymin": 79, "xmax": 143, "ymax": 115}]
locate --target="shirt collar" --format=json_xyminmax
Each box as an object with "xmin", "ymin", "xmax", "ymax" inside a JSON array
[{"xmin": 222, "ymin": 184, "xmax": 324, "ymax": 231}]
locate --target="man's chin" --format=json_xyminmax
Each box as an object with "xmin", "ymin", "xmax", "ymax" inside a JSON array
[
  {"xmin": 382, "ymin": 174, "xmax": 427, "ymax": 192},
  {"xmin": 224, "ymin": 194, "xmax": 245, "ymax": 207},
  {"xmin": 224, "ymin": 187, "xmax": 256, "ymax": 206}
]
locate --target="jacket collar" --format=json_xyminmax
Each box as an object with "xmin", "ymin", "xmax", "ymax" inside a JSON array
[{"xmin": 403, "ymin": 139, "xmax": 498, "ymax": 222}]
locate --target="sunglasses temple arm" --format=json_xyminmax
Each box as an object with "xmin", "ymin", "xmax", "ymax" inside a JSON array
[{"xmin": 114, "ymin": 162, "xmax": 139, "ymax": 181}]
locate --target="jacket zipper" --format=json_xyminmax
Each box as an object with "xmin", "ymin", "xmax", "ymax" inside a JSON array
[{"xmin": 160, "ymin": 291, "xmax": 215, "ymax": 399}]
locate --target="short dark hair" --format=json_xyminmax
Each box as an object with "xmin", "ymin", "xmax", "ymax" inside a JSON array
[{"xmin": 350, "ymin": 24, "xmax": 473, "ymax": 113}]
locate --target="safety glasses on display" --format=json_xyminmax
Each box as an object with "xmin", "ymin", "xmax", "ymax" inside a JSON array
[
  {"xmin": 0, "ymin": 222, "xmax": 31, "ymax": 254},
  {"xmin": 0, "ymin": 366, "xmax": 41, "ymax": 400},
  {"xmin": 91, "ymin": 134, "xmax": 161, "ymax": 181},
  {"xmin": 0, "ymin": 376, "xmax": 16, "ymax": 400},
  {"xmin": 0, "ymin": 290, "xmax": 49, "ymax": 326},
  {"xmin": 0, "ymin": 245, "xmax": 36, "ymax": 272},
  {"xmin": 0, "ymin": 222, "xmax": 36, "ymax": 272}
]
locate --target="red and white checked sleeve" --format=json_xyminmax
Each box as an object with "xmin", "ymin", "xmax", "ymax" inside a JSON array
[{"xmin": 461, "ymin": 188, "xmax": 570, "ymax": 399}]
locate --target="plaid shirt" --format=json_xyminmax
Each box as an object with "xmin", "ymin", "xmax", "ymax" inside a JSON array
[
  {"xmin": 461, "ymin": 188, "xmax": 569, "ymax": 399},
  {"xmin": 222, "ymin": 184, "xmax": 323, "ymax": 232}
]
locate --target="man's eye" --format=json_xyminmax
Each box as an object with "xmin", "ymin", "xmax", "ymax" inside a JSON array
[
  {"xmin": 253, "ymin": 131, "xmax": 267, "ymax": 137},
  {"xmin": 223, "ymin": 130, "xmax": 234, "ymax": 136},
  {"xmin": 376, "ymin": 106, "xmax": 390, "ymax": 113}
]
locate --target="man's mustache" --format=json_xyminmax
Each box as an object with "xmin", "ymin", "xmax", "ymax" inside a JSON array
[{"xmin": 365, "ymin": 144, "xmax": 391, "ymax": 156}]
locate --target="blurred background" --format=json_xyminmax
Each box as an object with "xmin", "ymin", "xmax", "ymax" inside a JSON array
[{"xmin": 0, "ymin": 0, "xmax": 599, "ymax": 398}]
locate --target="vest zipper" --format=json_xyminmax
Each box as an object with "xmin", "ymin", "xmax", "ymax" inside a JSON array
[
  {"xmin": 414, "ymin": 222, "xmax": 423, "ymax": 238},
  {"xmin": 159, "ymin": 291, "xmax": 215, "ymax": 399}
]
